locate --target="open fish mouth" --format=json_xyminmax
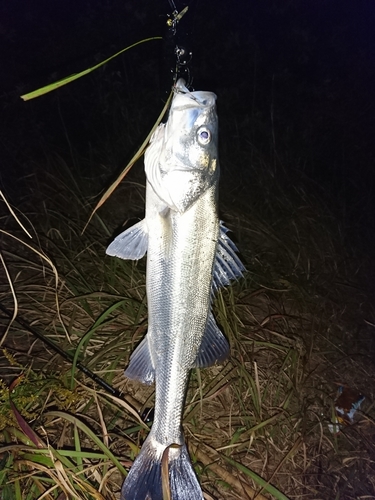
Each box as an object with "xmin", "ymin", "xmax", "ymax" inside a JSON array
[{"xmin": 173, "ymin": 78, "xmax": 217, "ymax": 109}]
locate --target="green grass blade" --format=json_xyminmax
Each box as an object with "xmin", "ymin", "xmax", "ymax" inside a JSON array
[
  {"xmin": 45, "ymin": 411, "xmax": 128, "ymax": 476},
  {"xmin": 20, "ymin": 37, "xmax": 162, "ymax": 101},
  {"xmin": 74, "ymin": 423, "xmax": 83, "ymax": 472}
]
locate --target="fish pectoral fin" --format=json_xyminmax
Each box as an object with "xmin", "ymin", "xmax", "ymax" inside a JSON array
[
  {"xmin": 193, "ymin": 313, "xmax": 229, "ymax": 368},
  {"xmin": 124, "ymin": 336, "xmax": 155, "ymax": 385},
  {"xmin": 106, "ymin": 219, "xmax": 148, "ymax": 260},
  {"xmin": 211, "ymin": 221, "xmax": 246, "ymax": 293}
]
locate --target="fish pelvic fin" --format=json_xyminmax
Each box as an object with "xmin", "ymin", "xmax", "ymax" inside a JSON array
[
  {"xmin": 193, "ymin": 312, "xmax": 229, "ymax": 368},
  {"xmin": 124, "ymin": 336, "xmax": 155, "ymax": 385},
  {"xmin": 106, "ymin": 219, "xmax": 148, "ymax": 260},
  {"xmin": 121, "ymin": 436, "xmax": 203, "ymax": 500}
]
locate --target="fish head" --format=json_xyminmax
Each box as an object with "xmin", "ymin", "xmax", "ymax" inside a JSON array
[{"xmin": 145, "ymin": 80, "xmax": 219, "ymax": 213}]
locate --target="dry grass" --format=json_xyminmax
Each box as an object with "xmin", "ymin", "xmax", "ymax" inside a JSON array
[
  {"xmin": 0, "ymin": 150, "xmax": 374, "ymax": 500},
  {"xmin": 1, "ymin": 1, "xmax": 374, "ymax": 498}
]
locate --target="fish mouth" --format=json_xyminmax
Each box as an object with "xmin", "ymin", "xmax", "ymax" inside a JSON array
[
  {"xmin": 173, "ymin": 78, "xmax": 217, "ymax": 108},
  {"xmin": 174, "ymin": 78, "xmax": 190, "ymax": 94}
]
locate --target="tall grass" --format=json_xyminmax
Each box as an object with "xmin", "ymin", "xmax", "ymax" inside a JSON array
[
  {"xmin": 1, "ymin": 12, "xmax": 374, "ymax": 495},
  {"xmin": 1, "ymin": 125, "xmax": 375, "ymax": 499}
]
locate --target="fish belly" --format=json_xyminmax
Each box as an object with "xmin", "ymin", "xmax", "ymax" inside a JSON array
[{"xmin": 147, "ymin": 181, "xmax": 219, "ymax": 443}]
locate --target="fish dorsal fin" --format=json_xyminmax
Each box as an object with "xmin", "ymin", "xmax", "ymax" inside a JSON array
[
  {"xmin": 106, "ymin": 219, "xmax": 148, "ymax": 260},
  {"xmin": 212, "ymin": 222, "xmax": 245, "ymax": 293},
  {"xmin": 124, "ymin": 336, "xmax": 155, "ymax": 385},
  {"xmin": 193, "ymin": 313, "xmax": 229, "ymax": 367}
]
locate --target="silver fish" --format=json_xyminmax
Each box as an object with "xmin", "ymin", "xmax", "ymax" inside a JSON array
[{"xmin": 106, "ymin": 79, "xmax": 244, "ymax": 500}]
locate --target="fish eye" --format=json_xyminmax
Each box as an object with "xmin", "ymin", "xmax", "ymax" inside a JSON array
[{"xmin": 197, "ymin": 127, "xmax": 211, "ymax": 145}]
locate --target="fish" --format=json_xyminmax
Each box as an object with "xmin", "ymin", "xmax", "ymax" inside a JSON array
[{"xmin": 106, "ymin": 79, "xmax": 244, "ymax": 500}]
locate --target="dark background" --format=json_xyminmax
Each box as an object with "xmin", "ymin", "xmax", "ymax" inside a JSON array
[{"xmin": 0, "ymin": 0, "xmax": 374, "ymax": 248}]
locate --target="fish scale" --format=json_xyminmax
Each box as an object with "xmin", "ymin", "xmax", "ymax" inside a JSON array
[
  {"xmin": 148, "ymin": 184, "xmax": 219, "ymax": 449},
  {"xmin": 106, "ymin": 79, "xmax": 244, "ymax": 499}
]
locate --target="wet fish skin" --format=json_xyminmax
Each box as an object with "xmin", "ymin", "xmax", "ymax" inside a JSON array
[{"xmin": 107, "ymin": 80, "xmax": 244, "ymax": 500}]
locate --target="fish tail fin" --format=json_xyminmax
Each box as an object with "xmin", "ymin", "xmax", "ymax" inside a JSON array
[
  {"xmin": 121, "ymin": 435, "xmax": 203, "ymax": 500},
  {"xmin": 168, "ymin": 442, "xmax": 203, "ymax": 500}
]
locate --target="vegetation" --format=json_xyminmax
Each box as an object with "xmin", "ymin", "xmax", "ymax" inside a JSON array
[
  {"xmin": 1, "ymin": 138, "xmax": 374, "ymax": 499},
  {"xmin": 1, "ymin": 1, "xmax": 374, "ymax": 499}
]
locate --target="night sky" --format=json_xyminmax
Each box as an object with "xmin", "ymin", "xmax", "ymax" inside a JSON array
[{"xmin": 1, "ymin": 0, "xmax": 374, "ymax": 247}]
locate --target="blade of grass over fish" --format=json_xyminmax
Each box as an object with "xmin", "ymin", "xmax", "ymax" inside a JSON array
[
  {"xmin": 161, "ymin": 445, "xmax": 172, "ymax": 500},
  {"xmin": 20, "ymin": 37, "xmax": 162, "ymax": 101},
  {"xmin": 82, "ymin": 89, "xmax": 173, "ymax": 232},
  {"xmin": 46, "ymin": 411, "xmax": 128, "ymax": 476}
]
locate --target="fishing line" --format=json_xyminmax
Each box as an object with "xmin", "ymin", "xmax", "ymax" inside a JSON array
[{"xmin": 164, "ymin": 0, "xmax": 194, "ymax": 91}]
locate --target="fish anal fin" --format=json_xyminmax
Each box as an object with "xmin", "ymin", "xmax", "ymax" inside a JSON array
[
  {"xmin": 194, "ymin": 313, "xmax": 229, "ymax": 368},
  {"xmin": 124, "ymin": 336, "xmax": 155, "ymax": 385},
  {"xmin": 106, "ymin": 219, "xmax": 148, "ymax": 260}
]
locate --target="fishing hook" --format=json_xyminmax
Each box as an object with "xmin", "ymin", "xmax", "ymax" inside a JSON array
[{"xmin": 165, "ymin": 1, "xmax": 193, "ymax": 89}]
